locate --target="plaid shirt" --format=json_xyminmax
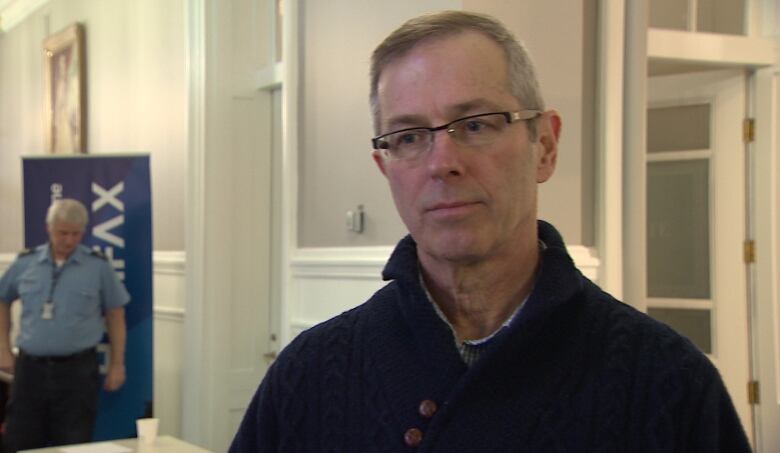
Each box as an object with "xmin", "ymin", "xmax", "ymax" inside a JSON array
[
  {"xmin": 420, "ymin": 241, "xmax": 544, "ymax": 366},
  {"xmin": 419, "ymin": 275, "xmax": 526, "ymax": 367}
]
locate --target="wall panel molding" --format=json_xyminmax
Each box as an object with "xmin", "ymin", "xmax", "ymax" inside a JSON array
[
  {"xmin": 155, "ymin": 305, "xmax": 186, "ymax": 322},
  {"xmin": 288, "ymin": 244, "xmax": 601, "ymax": 336},
  {"xmin": 154, "ymin": 251, "xmax": 186, "ymax": 276},
  {"xmin": 0, "ymin": 253, "xmax": 14, "ymax": 270}
]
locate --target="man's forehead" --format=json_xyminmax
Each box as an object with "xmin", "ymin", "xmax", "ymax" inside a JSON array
[
  {"xmin": 50, "ymin": 222, "xmax": 84, "ymax": 232},
  {"xmin": 382, "ymin": 98, "xmax": 510, "ymax": 128},
  {"xmin": 376, "ymin": 32, "xmax": 513, "ymax": 125}
]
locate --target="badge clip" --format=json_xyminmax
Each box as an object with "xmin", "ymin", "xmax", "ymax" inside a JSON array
[{"xmin": 41, "ymin": 301, "xmax": 55, "ymax": 320}]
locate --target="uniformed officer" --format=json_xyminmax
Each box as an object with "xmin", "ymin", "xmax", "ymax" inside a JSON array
[{"xmin": 0, "ymin": 198, "xmax": 130, "ymax": 452}]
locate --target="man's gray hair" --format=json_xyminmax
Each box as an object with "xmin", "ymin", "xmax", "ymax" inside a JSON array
[
  {"xmin": 369, "ymin": 10, "xmax": 545, "ymax": 137},
  {"xmin": 46, "ymin": 198, "xmax": 88, "ymax": 228}
]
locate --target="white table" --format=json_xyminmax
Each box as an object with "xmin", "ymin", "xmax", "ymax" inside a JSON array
[{"xmin": 21, "ymin": 435, "xmax": 213, "ymax": 453}]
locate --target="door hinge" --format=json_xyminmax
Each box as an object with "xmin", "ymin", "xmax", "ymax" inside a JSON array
[
  {"xmin": 743, "ymin": 118, "xmax": 755, "ymax": 143},
  {"xmin": 744, "ymin": 240, "xmax": 756, "ymax": 264},
  {"xmin": 748, "ymin": 380, "xmax": 760, "ymax": 405}
]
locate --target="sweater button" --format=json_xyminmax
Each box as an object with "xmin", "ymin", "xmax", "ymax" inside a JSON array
[
  {"xmin": 418, "ymin": 399, "xmax": 437, "ymax": 419},
  {"xmin": 404, "ymin": 428, "xmax": 423, "ymax": 447}
]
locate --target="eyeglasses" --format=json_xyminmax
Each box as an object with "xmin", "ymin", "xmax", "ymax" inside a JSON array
[{"xmin": 372, "ymin": 110, "xmax": 541, "ymax": 161}]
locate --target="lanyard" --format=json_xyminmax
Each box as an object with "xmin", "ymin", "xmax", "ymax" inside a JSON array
[
  {"xmin": 47, "ymin": 259, "xmax": 66, "ymax": 303},
  {"xmin": 42, "ymin": 259, "xmax": 66, "ymax": 319}
]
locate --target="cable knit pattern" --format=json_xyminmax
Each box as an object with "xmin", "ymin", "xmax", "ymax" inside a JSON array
[{"xmin": 230, "ymin": 221, "xmax": 750, "ymax": 452}]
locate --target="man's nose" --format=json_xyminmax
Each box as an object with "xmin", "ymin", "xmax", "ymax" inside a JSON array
[{"xmin": 426, "ymin": 130, "xmax": 466, "ymax": 179}]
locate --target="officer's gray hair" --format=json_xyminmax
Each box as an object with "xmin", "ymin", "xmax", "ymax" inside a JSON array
[
  {"xmin": 369, "ymin": 10, "xmax": 545, "ymax": 138},
  {"xmin": 46, "ymin": 198, "xmax": 88, "ymax": 228}
]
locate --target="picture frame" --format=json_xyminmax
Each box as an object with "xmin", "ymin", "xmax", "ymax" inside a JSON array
[{"xmin": 43, "ymin": 23, "xmax": 86, "ymax": 154}]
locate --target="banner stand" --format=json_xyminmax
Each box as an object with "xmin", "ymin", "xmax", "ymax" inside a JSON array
[{"xmin": 22, "ymin": 154, "xmax": 153, "ymax": 440}]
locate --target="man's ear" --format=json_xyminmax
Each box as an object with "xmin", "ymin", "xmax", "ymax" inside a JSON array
[
  {"xmin": 372, "ymin": 150, "xmax": 388, "ymax": 177},
  {"xmin": 536, "ymin": 110, "xmax": 561, "ymax": 183}
]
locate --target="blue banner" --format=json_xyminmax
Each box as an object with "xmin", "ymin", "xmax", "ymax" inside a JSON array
[{"xmin": 22, "ymin": 154, "xmax": 153, "ymax": 440}]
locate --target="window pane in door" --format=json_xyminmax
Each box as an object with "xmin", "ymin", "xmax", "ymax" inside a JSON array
[
  {"xmin": 648, "ymin": 104, "xmax": 710, "ymax": 152},
  {"xmin": 649, "ymin": 0, "xmax": 689, "ymax": 30},
  {"xmin": 647, "ymin": 160, "xmax": 711, "ymax": 298},
  {"xmin": 647, "ymin": 308, "xmax": 712, "ymax": 353},
  {"xmin": 696, "ymin": 0, "xmax": 745, "ymax": 35}
]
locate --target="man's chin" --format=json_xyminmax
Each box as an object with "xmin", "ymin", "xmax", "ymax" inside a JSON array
[{"xmin": 418, "ymin": 235, "xmax": 487, "ymax": 264}]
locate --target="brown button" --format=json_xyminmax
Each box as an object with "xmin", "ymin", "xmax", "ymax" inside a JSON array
[
  {"xmin": 418, "ymin": 399, "xmax": 438, "ymax": 419},
  {"xmin": 404, "ymin": 428, "xmax": 423, "ymax": 447}
]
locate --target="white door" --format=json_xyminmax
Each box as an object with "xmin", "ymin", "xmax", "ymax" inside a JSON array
[
  {"xmin": 753, "ymin": 67, "xmax": 780, "ymax": 453},
  {"xmin": 647, "ymin": 69, "xmax": 752, "ymax": 439}
]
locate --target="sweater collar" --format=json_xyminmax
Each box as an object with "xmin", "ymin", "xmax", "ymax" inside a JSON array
[{"xmin": 379, "ymin": 220, "xmax": 583, "ymax": 371}]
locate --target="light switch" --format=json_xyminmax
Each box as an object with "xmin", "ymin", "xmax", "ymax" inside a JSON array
[{"xmin": 346, "ymin": 205, "xmax": 365, "ymax": 233}]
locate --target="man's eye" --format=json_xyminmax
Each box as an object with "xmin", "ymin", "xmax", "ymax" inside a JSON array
[
  {"xmin": 464, "ymin": 120, "xmax": 486, "ymax": 132},
  {"xmin": 396, "ymin": 132, "xmax": 422, "ymax": 146}
]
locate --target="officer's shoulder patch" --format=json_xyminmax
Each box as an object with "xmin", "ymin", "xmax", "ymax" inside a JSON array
[
  {"xmin": 17, "ymin": 248, "xmax": 34, "ymax": 258},
  {"xmin": 90, "ymin": 249, "xmax": 107, "ymax": 260}
]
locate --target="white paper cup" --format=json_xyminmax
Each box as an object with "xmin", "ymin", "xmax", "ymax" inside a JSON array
[{"xmin": 136, "ymin": 417, "xmax": 159, "ymax": 444}]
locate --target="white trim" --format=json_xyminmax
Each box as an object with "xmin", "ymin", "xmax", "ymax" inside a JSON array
[
  {"xmin": 0, "ymin": 253, "xmax": 13, "ymax": 269},
  {"xmin": 256, "ymin": 62, "xmax": 283, "ymax": 91},
  {"xmin": 153, "ymin": 251, "xmax": 186, "ymax": 275},
  {"xmin": 646, "ymin": 149, "xmax": 713, "ymax": 162},
  {"xmin": 0, "ymin": 0, "xmax": 48, "ymax": 32},
  {"xmin": 762, "ymin": 0, "xmax": 780, "ymax": 37},
  {"xmin": 291, "ymin": 246, "xmax": 392, "ymax": 279},
  {"xmin": 290, "ymin": 244, "xmax": 601, "ymax": 282},
  {"xmin": 569, "ymin": 245, "xmax": 601, "ymax": 281},
  {"xmin": 279, "ymin": 0, "xmax": 300, "ymax": 347},
  {"xmin": 647, "ymin": 298, "xmax": 713, "ymax": 310},
  {"xmin": 287, "ymin": 244, "xmax": 601, "ymax": 341},
  {"xmin": 623, "ymin": 0, "xmax": 649, "ymax": 313},
  {"xmin": 752, "ymin": 66, "xmax": 780, "ymax": 453},
  {"xmin": 155, "ymin": 305, "xmax": 186, "ymax": 323},
  {"xmin": 596, "ymin": 0, "xmax": 625, "ymax": 298},
  {"xmin": 181, "ymin": 0, "xmax": 208, "ymax": 445},
  {"xmin": 648, "ymin": 28, "xmax": 776, "ymax": 68}
]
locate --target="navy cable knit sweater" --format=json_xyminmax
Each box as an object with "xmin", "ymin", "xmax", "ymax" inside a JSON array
[{"xmin": 230, "ymin": 221, "xmax": 750, "ymax": 452}]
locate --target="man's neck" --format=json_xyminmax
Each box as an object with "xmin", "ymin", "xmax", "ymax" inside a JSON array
[{"xmin": 419, "ymin": 236, "xmax": 540, "ymax": 341}]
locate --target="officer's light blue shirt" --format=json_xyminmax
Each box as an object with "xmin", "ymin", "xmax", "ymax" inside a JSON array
[{"xmin": 0, "ymin": 243, "xmax": 130, "ymax": 356}]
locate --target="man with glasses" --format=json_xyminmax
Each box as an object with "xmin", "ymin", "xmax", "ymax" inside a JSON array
[{"xmin": 231, "ymin": 10, "xmax": 749, "ymax": 452}]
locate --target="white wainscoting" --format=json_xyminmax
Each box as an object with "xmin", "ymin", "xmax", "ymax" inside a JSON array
[
  {"xmin": 150, "ymin": 251, "xmax": 186, "ymax": 438},
  {"xmin": 0, "ymin": 250, "xmax": 187, "ymax": 438},
  {"xmin": 288, "ymin": 244, "xmax": 601, "ymax": 337}
]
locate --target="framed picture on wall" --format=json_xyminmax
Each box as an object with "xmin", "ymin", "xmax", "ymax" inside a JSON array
[{"xmin": 43, "ymin": 23, "xmax": 86, "ymax": 154}]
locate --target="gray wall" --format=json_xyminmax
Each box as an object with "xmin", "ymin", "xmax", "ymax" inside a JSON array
[
  {"xmin": 1, "ymin": 0, "xmax": 597, "ymax": 252},
  {"xmin": 297, "ymin": 0, "xmax": 597, "ymax": 247},
  {"xmin": 0, "ymin": 0, "xmax": 187, "ymax": 252},
  {"xmin": 298, "ymin": 0, "xmax": 459, "ymax": 248}
]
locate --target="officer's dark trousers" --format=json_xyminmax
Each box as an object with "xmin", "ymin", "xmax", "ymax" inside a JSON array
[{"xmin": 3, "ymin": 349, "xmax": 99, "ymax": 453}]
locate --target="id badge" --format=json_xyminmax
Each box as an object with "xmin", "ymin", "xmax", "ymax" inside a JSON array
[{"xmin": 41, "ymin": 301, "xmax": 55, "ymax": 320}]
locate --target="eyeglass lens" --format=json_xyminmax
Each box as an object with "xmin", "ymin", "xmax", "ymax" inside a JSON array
[{"xmin": 380, "ymin": 113, "xmax": 510, "ymax": 160}]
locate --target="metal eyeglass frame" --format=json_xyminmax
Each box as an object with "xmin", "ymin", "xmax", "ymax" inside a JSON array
[{"xmin": 371, "ymin": 109, "xmax": 542, "ymax": 158}]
